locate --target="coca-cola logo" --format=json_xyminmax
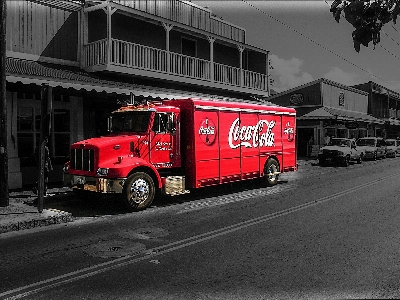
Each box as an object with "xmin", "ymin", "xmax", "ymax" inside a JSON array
[
  {"xmin": 199, "ymin": 118, "xmax": 217, "ymax": 145},
  {"xmin": 228, "ymin": 118, "xmax": 275, "ymax": 149},
  {"xmin": 284, "ymin": 122, "xmax": 295, "ymax": 142},
  {"xmin": 289, "ymin": 93, "xmax": 304, "ymax": 105}
]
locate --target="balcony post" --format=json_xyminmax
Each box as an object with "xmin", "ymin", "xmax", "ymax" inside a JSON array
[
  {"xmin": 80, "ymin": 9, "xmax": 88, "ymax": 68},
  {"xmin": 207, "ymin": 36, "xmax": 215, "ymax": 82},
  {"xmin": 237, "ymin": 45, "xmax": 244, "ymax": 87},
  {"xmin": 162, "ymin": 23, "xmax": 174, "ymax": 73},
  {"xmin": 106, "ymin": 4, "xmax": 117, "ymax": 65},
  {"xmin": 266, "ymin": 51, "xmax": 270, "ymax": 95}
]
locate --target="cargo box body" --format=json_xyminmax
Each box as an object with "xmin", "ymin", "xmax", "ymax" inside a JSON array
[{"xmin": 162, "ymin": 99, "xmax": 297, "ymax": 189}]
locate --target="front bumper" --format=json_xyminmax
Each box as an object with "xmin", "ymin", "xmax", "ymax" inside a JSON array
[
  {"xmin": 318, "ymin": 154, "xmax": 346, "ymax": 164},
  {"xmin": 363, "ymin": 151, "xmax": 376, "ymax": 159},
  {"xmin": 64, "ymin": 173, "xmax": 125, "ymax": 193}
]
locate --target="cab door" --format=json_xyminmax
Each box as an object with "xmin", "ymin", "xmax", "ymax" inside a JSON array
[{"xmin": 150, "ymin": 112, "xmax": 176, "ymax": 168}]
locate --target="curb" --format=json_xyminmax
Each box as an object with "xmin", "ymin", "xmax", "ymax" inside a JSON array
[{"xmin": 0, "ymin": 211, "xmax": 74, "ymax": 234}]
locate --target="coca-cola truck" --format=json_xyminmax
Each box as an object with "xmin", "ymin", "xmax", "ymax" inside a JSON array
[{"xmin": 63, "ymin": 98, "xmax": 297, "ymax": 211}]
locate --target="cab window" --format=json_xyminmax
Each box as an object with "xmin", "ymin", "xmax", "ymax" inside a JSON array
[{"xmin": 152, "ymin": 113, "xmax": 168, "ymax": 133}]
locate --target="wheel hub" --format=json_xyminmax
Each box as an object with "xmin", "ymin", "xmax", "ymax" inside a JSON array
[{"xmin": 130, "ymin": 178, "xmax": 149, "ymax": 204}]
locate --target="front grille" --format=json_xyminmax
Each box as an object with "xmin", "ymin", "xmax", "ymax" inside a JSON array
[
  {"xmin": 323, "ymin": 150, "xmax": 339, "ymax": 157},
  {"xmin": 70, "ymin": 148, "xmax": 95, "ymax": 172}
]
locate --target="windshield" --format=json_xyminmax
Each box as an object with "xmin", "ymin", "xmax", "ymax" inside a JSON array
[
  {"xmin": 386, "ymin": 140, "xmax": 396, "ymax": 146},
  {"xmin": 357, "ymin": 139, "xmax": 375, "ymax": 146},
  {"xmin": 328, "ymin": 139, "xmax": 346, "ymax": 146},
  {"xmin": 110, "ymin": 112, "xmax": 151, "ymax": 133}
]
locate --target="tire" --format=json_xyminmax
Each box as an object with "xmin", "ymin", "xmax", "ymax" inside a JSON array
[
  {"xmin": 342, "ymin": 155, "xmax": 350, "ymax": 167},
  {"xmin": 262, "ymin": 158, "xmax": 280, "ymax": 187},
  {"xmin": 319, "ymin": 158, "xmax": 325, "ymax": 166},
  {"xmin": 122, "ymin": 172, "xmax": 155, "ymax": 211}
]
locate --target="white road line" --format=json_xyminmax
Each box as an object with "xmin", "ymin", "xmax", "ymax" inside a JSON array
[
  {"xmin": 177, "ymin": 183, "xmax": 298, "ymax": 213},
  {"xmin": 2, "ymin": 171, "xmax": 400, "ymax": 300}
]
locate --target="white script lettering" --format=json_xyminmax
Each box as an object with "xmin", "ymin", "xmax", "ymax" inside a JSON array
[{"xmin": 228, "ymin": 118, "xmax": 275, "ymax": 149}]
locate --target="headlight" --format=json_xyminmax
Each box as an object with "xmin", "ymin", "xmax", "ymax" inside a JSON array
[
  {"xmin": 337, "ymin": 151, "xmax": 344, "ymax": 156},
  {"xmin": 96, "ymin": 168, "xmax": 109, "ymax": 176}
]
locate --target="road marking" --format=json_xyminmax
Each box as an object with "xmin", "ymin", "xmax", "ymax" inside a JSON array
[
  {"xmin": 2, "ymin": 171, "xmax": 400, "ymax": 300},
  {"xmin": 177, "ymin": 183, "xmax": 298, "ymax": 213}
]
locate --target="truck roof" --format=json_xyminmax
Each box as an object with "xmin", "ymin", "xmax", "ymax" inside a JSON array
[{"xmin": 166, "ymin": 98, "xmax": 296, "ymax": 115}]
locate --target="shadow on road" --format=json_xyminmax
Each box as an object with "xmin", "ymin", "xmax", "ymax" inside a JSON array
[{"xmin": 28, "ymin": 178, "xmax": 290, "ymax": 218}]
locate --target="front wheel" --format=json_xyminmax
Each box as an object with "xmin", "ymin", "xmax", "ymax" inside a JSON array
[
  {"xmin": 122, "ymin": 172, "xmax": 155, "ymax": 211},
  {"xmin": 342, "ymin": 155, "xmax": 350, "ymax": 167},
  {"xmin": 262, "ymin": 158, "xmax": 280, "ymax": 187}
]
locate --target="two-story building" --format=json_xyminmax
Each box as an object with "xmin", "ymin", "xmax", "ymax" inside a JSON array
[
  {"xmin": 5, "ymin": 0, "xmax": 272, "ymax": 188},
  {"xmin": 266, "ymin": 78, "xmax": 384, "ymax": 157},
  {"xmin": 352, "ymin": 81, "xmax": 400, "ymax": 139}
]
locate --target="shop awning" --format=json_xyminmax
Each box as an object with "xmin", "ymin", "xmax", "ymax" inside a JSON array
[
  {"xmin": 297, "ymin": 106, "xmax": 384, "ymax": 124},
  {"xmin": 6, "ymin": 57, "xmax": 272, "ymax": 104},
  {"xmin": 6, "ymin": 58, "xmax": 195, "ymax": 99}
]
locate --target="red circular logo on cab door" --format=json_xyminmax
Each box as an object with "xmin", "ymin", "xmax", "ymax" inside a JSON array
[{"xmin": 198, "ymin": 118, "xmax": 217, "ymax": 145}]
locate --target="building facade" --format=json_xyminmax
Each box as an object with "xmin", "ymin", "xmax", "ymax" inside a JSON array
[
  {"xmin": 5, "ymin": 0, "xmax": 272, "ymax": 188},
  {"xmin": 267, "ymin": 79, "xmax": 384, "ymax": 158},
  {"xmin": 352, "ymin": 81, "xmax": 400, "ymax": 139}
]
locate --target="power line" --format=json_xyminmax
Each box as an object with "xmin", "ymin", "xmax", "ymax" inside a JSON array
[{"xmin": 240, "ymin": 0, "xmax": 397, "ymax": 89}]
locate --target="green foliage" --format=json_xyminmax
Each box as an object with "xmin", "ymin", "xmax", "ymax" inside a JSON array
[{"xmin": 330, "ymin": 0, "xmax": 400, "ymax": 52}]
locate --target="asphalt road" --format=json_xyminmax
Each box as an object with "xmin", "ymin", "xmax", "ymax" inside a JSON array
[{"xmin": 1, "ymin": 157, "xmax": 400, "ymax": 299}]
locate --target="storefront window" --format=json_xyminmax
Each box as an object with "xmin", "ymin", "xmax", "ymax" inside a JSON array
[
  {"xmin": 17, "ymin": 107, "xmax": 40, "ymax": 165},
  {"xmin": 17, "ymin": 96, "xmax": 71, "ymax": 166},
  {"xmin": 337, "ymin": 128, "xmax": 347, "ymax": 138}
]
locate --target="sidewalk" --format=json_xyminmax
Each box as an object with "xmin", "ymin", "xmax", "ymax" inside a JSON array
[{"xmin": 0, "ymin": 187, "xmax": 74, "ymax": 234}]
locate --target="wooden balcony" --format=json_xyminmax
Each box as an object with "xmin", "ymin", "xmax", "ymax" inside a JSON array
[
  {"xmin": 88, "ymin": 0, "xmax": 246, "ymax": 43},
  {"xmin": 83, "ymin": 39, "xmax": 268, "ymax": 94}
]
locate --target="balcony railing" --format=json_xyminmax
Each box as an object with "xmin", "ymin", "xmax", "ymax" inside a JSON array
[
  {"xmin": 103, "ymin": 0, "xmax": 245, "ymax": 43},
  {"xmin": 83, "ymin": 39, "xmax": 267, "ymax": 91}
]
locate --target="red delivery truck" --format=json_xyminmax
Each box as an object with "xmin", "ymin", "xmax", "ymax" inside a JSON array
[{"xmin": 64, "ymin": 98, "xmax": 297, "ymax": 211}]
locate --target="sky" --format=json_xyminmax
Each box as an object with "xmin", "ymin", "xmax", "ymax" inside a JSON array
[{"xmin": 192, "ymin": 0, "xmax": 400, "ymax": 93}]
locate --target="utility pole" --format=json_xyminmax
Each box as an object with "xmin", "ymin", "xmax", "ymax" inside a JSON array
[{"xmin": 0, "ymin": 0, "xmax": 8, "ymax": 207}]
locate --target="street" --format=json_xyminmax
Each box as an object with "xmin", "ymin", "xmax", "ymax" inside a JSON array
[{"xmin": 1, "ymin": 157, "xmax": 400, "ymax": 299}]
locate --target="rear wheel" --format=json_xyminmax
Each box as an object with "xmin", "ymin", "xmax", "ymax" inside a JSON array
[
  {"xmin": 262, "ymin": 158, "xmax": 280, "ymax": 187},
  {"xmin": 122, "ymin": 172, "xmax": 155, "ymax": 211}
]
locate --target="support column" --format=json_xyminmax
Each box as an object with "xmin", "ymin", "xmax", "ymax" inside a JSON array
[
  {"xmin": 80, "ymin": 8, "xmax": 88, "ymax": 68},
  {"xmin": 0, "ymin": 0, "xmax": 8, "ymax": 206},
  {"xmin": 37, "ymin": 85, "xmax": 52, "ymax": 213},
  {"xmin": 104, "ymin": 4, "xmax": 117, "ymax": 65},
  {"xmin": 266, "ymin": 51, "xmax": 270, "ymax": 95},
  {"xmin": 237, "ymin": 45, "xmax": 244, "ymax": 87},
  {"xmin": 162, "ymin": 23, "xmax": 173, "ymax": 73},
  {"xmin": 207, "ymin": 36, "xmax": 215, "ymax": 82}
]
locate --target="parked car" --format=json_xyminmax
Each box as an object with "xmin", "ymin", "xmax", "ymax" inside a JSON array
[
  {"xmin": 385, "ymin": 139, "xmax": 399, "ymax": 158},
  {"xmin": 356, "ymin": 137, "xmax": 386, "ymax": 160},
  {"xmin": 318, "ymin": 138, "xmax": 363, "ymax": 167}
]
